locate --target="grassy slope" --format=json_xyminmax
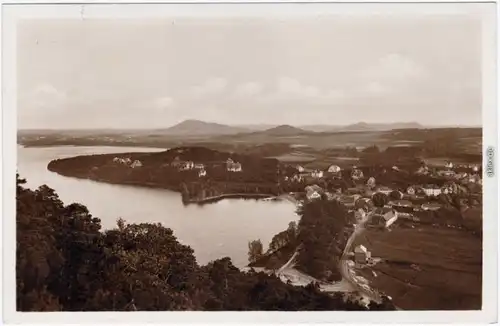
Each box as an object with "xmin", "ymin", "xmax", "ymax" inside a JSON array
[{"xmin": 354, "ymin": 227, "xmax": 482, "ymax": 310}]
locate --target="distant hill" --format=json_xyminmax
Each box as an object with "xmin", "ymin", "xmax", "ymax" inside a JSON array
[
  {"xmin": 259, "ymin": 125, "xmax": 310, "ymax": 136},
  {"xmin": 235, "ymin": 124, "xmax": 278, "ymax": 131},
  {"xmin": 297, "ymin": 122, "xmax": 424, "ymax": 133},
  {"xmin": 337, "ymin": 122, "xmax": 424, "ymax": 132},
  {"xmin": 299, "ymin": 124, "xmax": 343, "ymax": 132},
  {"xmin": 158, "ymin": 119, "xmax": 250, "ymax": 136}
]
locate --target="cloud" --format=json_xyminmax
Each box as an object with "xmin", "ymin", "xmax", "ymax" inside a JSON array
[
  {"xmin": 360, "ymin": 53, "xmax": 428, "ymax": 84},
  {"xmin": 32, "ymin": 84, "xmax": 65, "ymax": 99},
  {"xmin": 324, "ymin": 89, "xmax": 346, "ymax": 100},
  {"xmin": 152, "ymin": 96, "xmax": 174, "ymax": 110},
  {"xmin": 277, "ymin": 77, "xmax": 302, "ymax": 94},
  {"xmin": 365, "ymin": 81, "xmax": 391, "ymax": 96},
  {"xmin": 234, "ymin": 82, "xmax": 263, "ymax": 97},
  {"xmin": 191, "ymin": 77, "xmax": 228, "ymax": 97},
  {"xmin": 21, "ymin": 83, "xmax": 67, "ymax": 111},
  {"xmin": 273, "ymin": 77, "xmax": 345, "ymax": 103},
  {"xmin": 356, "ymin": 53, "xmax": 429, "ymax": 98}
]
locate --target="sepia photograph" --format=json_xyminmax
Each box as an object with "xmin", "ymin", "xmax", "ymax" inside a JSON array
[{"xmin": 1, "ymin": 1, "xmax": 498, "ymax": 324}]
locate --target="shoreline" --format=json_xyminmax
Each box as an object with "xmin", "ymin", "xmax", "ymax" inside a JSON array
[
  {"xmin": 185, "ymin": 193, "xmax": 276, "ymax": 205},
  {"xmin": 20, "ymin": 142, "xmax": 171, "ymax": 149},
  {"xmin": 47, "ymin": 168, "xmax": 296, "ymax": 206},
  {"xmin": 47, "ymin": 168, "xmax": 181, "ymax": 192}
]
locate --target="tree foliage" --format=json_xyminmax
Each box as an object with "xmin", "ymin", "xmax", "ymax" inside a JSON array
[
  {"xmin": 16, "ymin": 174, "xmax": 392, "ymax": 311},
  {"xmin": 295, "ymin": 199, "xmax": 351, "ymax": 282},
  {"xmin": 372, "ymin": 192, "xmax": 389, "ymax": 208},
  {"xmin": 248, "ymin": 240, "xmax": 264, "ymax": 264},
  {"xmin": 389, "ymin": 190, "xmax": 403, "ymax": 201}
]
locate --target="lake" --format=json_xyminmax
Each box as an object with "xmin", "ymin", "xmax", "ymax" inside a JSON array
[{"xmin": 17, "ymin": 145, "xmax": 298, "ymax": 268}]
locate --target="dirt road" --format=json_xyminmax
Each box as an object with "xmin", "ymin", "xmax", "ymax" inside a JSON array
[{"xmin": 339, "ymin": 211, "xmax": 382, "ymax": 303}]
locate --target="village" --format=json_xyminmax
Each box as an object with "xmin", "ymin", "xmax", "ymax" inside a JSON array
[
  {"xmin": 110, "ymin": 151, "xmax": 482, "ymax": 258},
  {"xmin": 111, "ymin": 154, "xmax": 243, "ymax": 178},
  {"xmin": 110, "ymin": 152, "xmax": 482, "ymax": 225}
]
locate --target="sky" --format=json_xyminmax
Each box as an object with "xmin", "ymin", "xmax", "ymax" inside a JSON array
[{"xmin": 17, "ymin": 15, "xmax": 483, "ymax": 129}]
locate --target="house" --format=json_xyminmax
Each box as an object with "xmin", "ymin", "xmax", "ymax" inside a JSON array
[
  {"xmin": 113, "ymin": 157, "xmax": 132, "ymax": 165},
  {"xmin": 422, "ymin": 185, "xmax": 442, "ymax": 197},
  {"xmin": 287, "ymin": 174, "xmax": 303, "ymax": 182},
  {"xmin": 306, "ymin": 191, "xmax": 322, "ymax": 201},
  {"xmin": 355, "ymin": 197, "xmax": 374, "ymax": 211},
  {"xmin": 130, "ymin": 160, "xmax": 143, "ymax": 168},
  {"xmin": 372, "ymin": 207, "xmax": 398, "ymax": 228},
  {"xmin": 198, "ymin": 169, "xmax": 207, "ymax": 177},
  {"xmin": 421, "ymin": 202, "xmax": 442, "ymax": 211},
  {"xmin": 170, "ymin": 156, "xmax": 183, "ymax": 168},
  {"xmin": 442, "ymin": 182, "xmax": 456, "ymax": 194},
  {"xmin": 194, "ymin": 163, "xmax": 205, "ymax": 169},
  {"xmin": 296, "ymin": 165, "xmax": 305, "ymax": 173},
  {"xmin": 354, "ymin": 245, "xmax": 371, "ymax": 264},
  {"xmin": 416, "ymin": 165, "xmax": 429, "ymax": 175},
  {"xmin": 180, "ymin": 161, "xmax": 195, "ymax": 170},
  {"xmin": 305, "ymin": 185, "xmax": 323, "ymax": 200},
  {"xmin": 389, "ymin": 200, "xmax": 412, "ymax": 208},
  {"xmin": 389, "ymin": 200, "xmax": 414, "ymax": 214},
  {"xmin": 311, "ymin": 170, "xmax": 324, "ymax": 178},
  {"xmin": 445, "ymin": 161, "xmax": 454, "ymax": 169},
  {"xmin": 226, "ymin": 158, "xmax": 242, "ymax": 172},
  {"xmin": 346, "ymin": 187, "xmax": 363, "ymax": 195},
  {"xmin": 325, "ymin": 192, "xmax": 337, "ymax": 201},
  {"xmin": 338, "ymin": 194, "xmax": 360, "ymax": 207},
  {"xmin": 468, "ymin": 174, "xmax": 482, "ymax": 184},
  {"xmin": 392, "ymin": 166, "xmax": 400, "ymax": 171},
  {"xmin": 366, "ymin": 177, "xmax": 376, "ymax": 188},
  {"xmin": 351, "ymin": 168, "xmax": 364, "ymax": 180},
  {"xmin": 376, "ymin": 186, "xmax": 393, "ymax": 196},
  {"xmin": 438, "ymin": 170, "xmax": 456, "ymax": 177},
  {"xmin": 355, "ymin": 208, "xmax": 366, "ymax": 222},
  {"xmin": 472, "ymin": 165, "xmax": 479, "ymax": 172},
  {"xmin": 305, "ymin": 184, "xmax": 323, "ymax": 193},
  {"xmin": 327, "ymin": 164, "xmax": 341, "ymax": 173},
  {"xmin": 227, "ymin": 162, "xmax": 242, "ymax": 172}
]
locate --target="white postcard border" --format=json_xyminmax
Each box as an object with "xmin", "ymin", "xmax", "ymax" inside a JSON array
[{"xmin": 1, "ymin": 1, "xmax": 498, "ymax": 324}]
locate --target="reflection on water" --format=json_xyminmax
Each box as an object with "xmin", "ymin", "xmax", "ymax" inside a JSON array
[{"xmin": 17, "ymin": 145, "xmax": 298, "ymax": 268}]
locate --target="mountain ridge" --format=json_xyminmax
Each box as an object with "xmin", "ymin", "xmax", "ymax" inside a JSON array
[
  {"xmin": 150, "ymin": 120, "xmax": 436, "ymax": 136},
  {"xmin": 156, "ymin": 119, "xmax": 251, "ymax": 136}
]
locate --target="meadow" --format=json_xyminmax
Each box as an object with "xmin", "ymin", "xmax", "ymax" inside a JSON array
[{"xmin": 353, "ymin": 226, "xmax": 482, "ymax": 310}]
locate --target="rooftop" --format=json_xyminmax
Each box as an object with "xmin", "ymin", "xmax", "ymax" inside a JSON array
[{"xmin": 355, "ymin": 245, "xmax": 368, "ymax": 253}]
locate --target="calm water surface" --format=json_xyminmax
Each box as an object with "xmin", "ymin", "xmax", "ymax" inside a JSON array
[{"xmin": 17, "ymin": 145, "xmax": 298, "ymax": 268}]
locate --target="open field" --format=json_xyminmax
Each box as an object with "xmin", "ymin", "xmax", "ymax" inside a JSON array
[
  {"xmin": 423, "ymin": 157, "xmax": 478, "ymax": 167},
  {"xmin": 270, "ymin": 152, "xmax": 317, "ymax": 163},
  {"xmin": 353, "ymin": 227, "xmax": 482, "ymax": 310}
]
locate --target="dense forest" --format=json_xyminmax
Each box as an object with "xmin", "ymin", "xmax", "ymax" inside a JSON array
[
  {"xmin": 47, "ymin": 147, "xmax": 283, "ymax": 200},
  {"xmin": 16, "ymin": 174, "xmax": 394, "ymax": 311},
  {"xmin": 250, "ymin": 199, "xmax": 353, "ymax": 282},
  {"xmin": 295, "ymin": 199, "xmax": 353, "ymax": 282}
]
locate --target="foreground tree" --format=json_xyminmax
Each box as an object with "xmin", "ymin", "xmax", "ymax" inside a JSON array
[
  {"xmin": 248, "ymin": 239, "xmax": 264, "ymax": 264},
  {"xmin": 295, "ymin": 199, "xmax": 351, "ymax": 281}
]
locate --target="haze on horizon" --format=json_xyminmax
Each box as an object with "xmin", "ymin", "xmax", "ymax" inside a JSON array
[{"xmin": 17, "ymin": 15, "xmax": 482, "ymax": 129}]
